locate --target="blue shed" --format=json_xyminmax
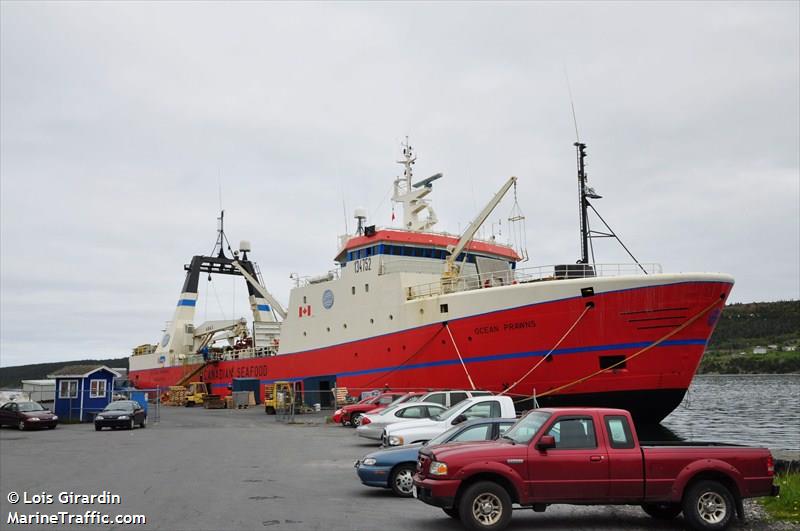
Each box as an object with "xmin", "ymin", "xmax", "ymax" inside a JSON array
[{"xmin": 47, "ymin": 365, "xmax": 121, "ymax": 422}]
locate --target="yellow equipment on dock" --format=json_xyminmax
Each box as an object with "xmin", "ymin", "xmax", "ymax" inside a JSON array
[{"xmin": 263, "ymin": 382, "xmax": 294, "ymax": 414}]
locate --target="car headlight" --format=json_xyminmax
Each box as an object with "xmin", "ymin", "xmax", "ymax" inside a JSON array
[
  {"xmin": 52, "ymin": 415, "xmax": 58, "ymax": 420},
  {"xmin": 29, "ymin": 417, "xmax": 40, "ymax": 421},
  {"xmin": 361, "ymin": 458, "xmax": 377, "ymax": 466},
  {"xmin": 334, "ymin": 409, "xmax": 342, "ymax": 415},
  {"xmin": 388, "ymin": 435, "xmax": 404, "ymax": 446},
  {"xmin": 96, "ymin": 415, "xmax": 104, "ymax": 420},
  {"xmin": 429, "ymin": 461, "xmax": 448, "ymax": 476},
  {"xmin": 118, "ymin": 415, "xmax": 130, "ymax": 420}
]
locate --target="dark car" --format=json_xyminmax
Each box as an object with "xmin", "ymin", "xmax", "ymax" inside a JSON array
[
  {"xmin": 0, "ymin": 401, "xmax": 58, "ymax": 430},
  {"xmin": 94, "ymin": 400, "xmax": 146, "ymax": 431},
  {"xmin": 355, "ymin": 417, "xmax": 515, "ymax": 497}
]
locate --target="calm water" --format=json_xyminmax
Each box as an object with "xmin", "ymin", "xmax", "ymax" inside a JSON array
[{"xmin": 650, "ymin": 374, "xmax": 800, "ymax": 451}]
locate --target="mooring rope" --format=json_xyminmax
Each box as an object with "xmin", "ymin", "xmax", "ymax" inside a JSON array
[
  {"xmin": 357, "ymin": 323, "xmax": 447, "ymax": 390},
  {"xmin": 536, "ymin": 297, "xmax": 722, "ymax": 399},
  {"xmin": 499, "ymin": 302, "xmax": 594, "ymax": 397},
  {"xmin": 444, "ymin": 323, "xmax": 477, "ymax": 390}
]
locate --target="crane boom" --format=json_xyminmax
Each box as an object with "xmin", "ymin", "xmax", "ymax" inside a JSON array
[
  {"xmin": 444, "ymin": 176, "xmax": 517, "ymax": 277},
  {"xmin": 231, "ymin": 261, "xmax": 288, "ymax": 320}
]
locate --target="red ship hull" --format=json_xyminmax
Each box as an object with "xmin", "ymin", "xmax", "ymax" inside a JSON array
[{"xmin": 130, "ymin": 280, "xmax": 731, "ymax": 423}]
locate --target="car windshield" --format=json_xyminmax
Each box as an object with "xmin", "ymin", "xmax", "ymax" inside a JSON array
[
  {"xmin": 501, "ymin": 411, "xmax": 551, "ymax": 444},
  {"xmin": 426, "ymin": 423, "xmax": 465, "ymax": 445},
  {"xmin": 432, "ymin": 401, "xmax": 467, "ymax": 422},
  {"xmin": 17, "ymin": 402, "xmax": 44, "ymax": 412},
  {"xmin": 104, "ymin": 402, "xmax": 134, "ymax": 412}
]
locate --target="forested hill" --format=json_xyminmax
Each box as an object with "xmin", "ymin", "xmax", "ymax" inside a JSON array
[
  {"xmin": 0, "ymin": 357, "xmax": 129, "ymax": 389},
  {"xmin": 707, "ymin": 300, "xmax": 800, "ymax": 350}
]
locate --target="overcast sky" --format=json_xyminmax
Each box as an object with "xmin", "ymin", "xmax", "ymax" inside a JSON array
[{"xmin": 1, "ymin": 2, "xmax": 798, "ymax": 367}]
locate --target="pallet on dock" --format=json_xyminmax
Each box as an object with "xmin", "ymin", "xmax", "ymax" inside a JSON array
[{"xmin": 167, "ymin": 386, "xmax": 187, "ymax": 406}]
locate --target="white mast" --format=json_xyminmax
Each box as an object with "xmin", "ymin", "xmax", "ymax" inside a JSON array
[{"xmin": 391, "ymin": 138, "xmax": 440, "ymax": 231}]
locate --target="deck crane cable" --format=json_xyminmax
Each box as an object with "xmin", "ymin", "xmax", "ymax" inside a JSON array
[
  {"xmin": 535, "ymin": 297, "xmax": 722, "ymax": 400},
  {"xmin": 499, "ymin": 303, "xmax": 593, "ymax": 397},
  {"xmin": 507, "ymin": 180, "xmax": 529, "ymax": 262},
  {"xmin": 444, "ymin": 323, "xmax": 476, "ymax": 390}
]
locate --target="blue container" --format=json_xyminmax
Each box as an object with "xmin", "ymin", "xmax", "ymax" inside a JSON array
[
  {"xmin": 129, "ymin": 391, "xmax": 149, "ymax": 414},
  {"xmin": 232, "ymin": 378, "xmax": 261, "ymax": 404}
]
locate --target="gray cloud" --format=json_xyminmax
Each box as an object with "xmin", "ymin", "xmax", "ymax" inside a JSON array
[{"xmin": 1, "ymin": 2, "xmax": 798, "ymax": 366}]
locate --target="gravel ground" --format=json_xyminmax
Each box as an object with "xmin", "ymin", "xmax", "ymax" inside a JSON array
[{"xmin": 0, "ymin": 406, "xmax": 787, "ymax": 530}]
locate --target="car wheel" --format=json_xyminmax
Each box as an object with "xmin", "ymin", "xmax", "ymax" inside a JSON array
[
  {"xmin": 129, "ymin": 419, "xmax": 135, "ymax": 430},
  {"xmin": 18, "ymin": 420, "xmax": 25, "ymax": 431},
  {"xmin": 389, "ymin": 464, "xmax": 416, "ymax": 497},
  {"xmin": 682, "ymin": 480, "xmax": 735, "ymax": 531},
  {"xmin": 642, "ymin": 502, "xmax": 682, "ymax": 520},
  {"xmin": 140, "ymin": 417, "xmax": 147, "ymax": 428},
  {"xmin": 95, "ymin": 425, "xmax": 102, "ymax": 431},
  {"xmin": 351, "ymin": 413, "xmax": 363, "ymax": 427},
  {"xmin": 459, "ymin": 481, "xmax": 512, "ymax": 531},
  {"xmin": 443, "ymin": 507, "xmax": 461, "ymax": 520}
]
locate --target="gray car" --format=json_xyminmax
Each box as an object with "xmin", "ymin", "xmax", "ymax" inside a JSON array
[{"xmin": 356, "ymin": 401, "xmax": 446, "ymax": 441}]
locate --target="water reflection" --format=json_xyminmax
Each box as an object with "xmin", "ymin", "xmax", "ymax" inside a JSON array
[{"xmin": 655, "ymin": 374, "xmax": 800, "ymax": 451}]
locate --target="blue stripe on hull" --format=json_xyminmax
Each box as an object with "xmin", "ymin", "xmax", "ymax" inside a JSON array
[{"xmin": 205, "ymin": 337, "xmax": 708, "ymax": 389}]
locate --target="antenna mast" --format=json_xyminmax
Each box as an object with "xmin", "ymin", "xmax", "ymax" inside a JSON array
[{"xmin": 576, "ymin": 142, "xmax": 590, "ymax": 264}]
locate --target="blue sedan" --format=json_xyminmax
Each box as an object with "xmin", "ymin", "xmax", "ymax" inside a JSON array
[{"xmin": 354, "ymin": 417, "xmax": 515, "ymax": 497}]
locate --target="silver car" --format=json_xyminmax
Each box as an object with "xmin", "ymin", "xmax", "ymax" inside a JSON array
[{"xmin": 355, "ymin": 401, "xmax": 447, "ymax": 441}]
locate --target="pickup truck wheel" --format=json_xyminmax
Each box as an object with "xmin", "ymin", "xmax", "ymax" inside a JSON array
[
  {"xmin": 682, "ymin": 480, "xmax": 735, "ymax": 531},
  {"xmin": 641, "ymin": 502, "xmax": 681, "ymax": 520},
  {"xmin": 389, "ymin": 464, "xmax": 416, "ymax": 497},
  {"xmin": 351, "ymin": 413, "xmax": 363, "ymax": 427},
  {"xmin": 442, "ymin": 507, "xmax": 461, "ymax": 520},
  {"xmin": 459, "ymin": 481, "xmax": 512, "ymax": 531}
]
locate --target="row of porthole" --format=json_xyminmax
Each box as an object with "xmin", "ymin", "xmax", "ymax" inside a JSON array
[
  {"xmin": 301, "ymin": 284, "xmax": 370, "ymax": 305},
  {"xmin": 302, "ymin": 314, "xmax": 394, "ymax": 336}
]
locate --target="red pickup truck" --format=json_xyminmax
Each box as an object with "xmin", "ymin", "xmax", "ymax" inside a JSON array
[{"xmin": 413, "ymin": 407, "xmax": 778, "ymax": 531}]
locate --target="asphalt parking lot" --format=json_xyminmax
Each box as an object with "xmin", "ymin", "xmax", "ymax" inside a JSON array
[{"xmin": 0, "ymin": 406, "xmax": 785, "ymax": 531}]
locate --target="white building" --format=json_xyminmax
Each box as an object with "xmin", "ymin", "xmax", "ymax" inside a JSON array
[
  {"xmin": 752, "ymin": 346, "xmax": 768, "ymax": 355},
  {"xmin": 21, "ymin": 379, "xmax": 56, "ymax": 402}
]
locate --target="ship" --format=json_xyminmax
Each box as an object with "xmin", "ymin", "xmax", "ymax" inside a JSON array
[{"xmin": 129, "ymin": 141, "xmax": 733, "ymax": 423}]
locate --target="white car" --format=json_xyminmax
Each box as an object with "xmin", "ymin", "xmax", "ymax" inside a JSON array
[
  {"xmin": 381, "ymin": 395, "xmax": 517, "ymax": 447},
  {"xmin": 355, "ymin": 401, "xmax": 447, "ymax": 440}
]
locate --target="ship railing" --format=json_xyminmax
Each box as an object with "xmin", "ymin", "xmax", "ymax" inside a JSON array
[
  {"xmin": 182, "ymin": 345, "xmax": 279, "ymax": 365},
  {"xmin": 405, "ymin": 262, "xmax": 663, "ymax": 300}
]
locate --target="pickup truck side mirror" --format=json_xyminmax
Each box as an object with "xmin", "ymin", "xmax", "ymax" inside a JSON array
[
  {"xmin": 536, "ymin": 434, "xmax": 556, "ymax": 451},
  {"xmin": 452, "ymin": 414, "xmax": 468, "ymax": 425}
]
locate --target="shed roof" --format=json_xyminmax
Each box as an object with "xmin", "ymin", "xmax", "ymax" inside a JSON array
[{"xmin": 47, "ymin": 365, "xmax": 121, "ymax": 378}]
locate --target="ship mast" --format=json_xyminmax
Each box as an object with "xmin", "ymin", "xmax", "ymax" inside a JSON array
[{"xmin": 391, "ymin": 138, "xmax": 441, "ymax": 231}]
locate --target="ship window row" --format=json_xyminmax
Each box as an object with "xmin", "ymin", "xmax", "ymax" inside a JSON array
[{"xmin": 343, "ymin": 244, "xmax": 514, "ymax": 267}]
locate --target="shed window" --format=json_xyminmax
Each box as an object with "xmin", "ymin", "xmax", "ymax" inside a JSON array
[
  {"xmin": 90, "ymin": 379, "xmax": 106, "ymax": 398},
  {"xmin": 59, "ymin": 380, "xmax": 78, "ymax": 399}
]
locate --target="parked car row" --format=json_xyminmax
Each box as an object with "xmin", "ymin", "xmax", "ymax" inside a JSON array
[
  {"xmin": 333, "ymin": 389, "xmax": 494, "ymax": 428},
  {"xmin": 349, "ymin": 400, "xmax": 780, "ymax": 531},
  {"xmin": 0, "ymin": 399, "xmax": 147, "ymax": 432}
]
